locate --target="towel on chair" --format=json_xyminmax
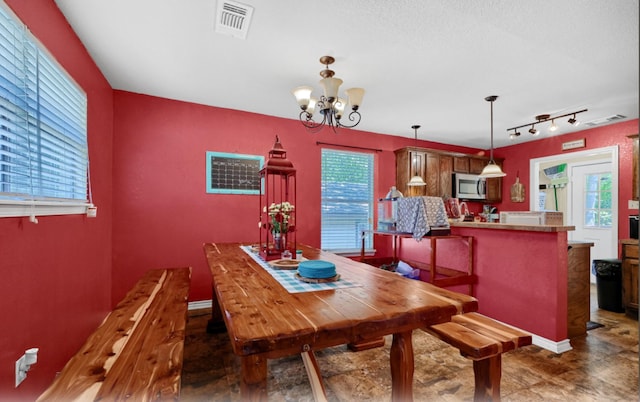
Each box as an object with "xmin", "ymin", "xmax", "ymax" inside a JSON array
[{"xmin": 397, "ymin": 197, "xmax": 449, "ymax": 240}]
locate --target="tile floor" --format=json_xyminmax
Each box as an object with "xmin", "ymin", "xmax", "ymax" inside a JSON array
[{"xmin": 180, "ymin": 285, "xmax": 638, "ymax": 401}]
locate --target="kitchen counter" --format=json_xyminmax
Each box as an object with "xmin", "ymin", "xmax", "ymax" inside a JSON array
[{"xmin": 450, "ymin": 221, "xmax": 575, "ymax": 232}]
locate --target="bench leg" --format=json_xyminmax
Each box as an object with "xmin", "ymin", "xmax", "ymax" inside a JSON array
[
  {"xmin": 301, "ymin": 351, "xmax": 328, "ymax": 402},
  {"xmin": 472, "ymin": 355, "xmax": 501, "ymax": 402}
]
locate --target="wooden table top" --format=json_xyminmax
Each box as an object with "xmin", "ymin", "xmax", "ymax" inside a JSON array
[{"xmin": 204, "ymin": 242, "xmax": 478, "ymax": 358}]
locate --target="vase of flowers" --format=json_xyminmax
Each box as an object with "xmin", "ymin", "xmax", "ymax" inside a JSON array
[{"xmin": 266, "ymin": 201, "xmax": 294, "ymax": 250}]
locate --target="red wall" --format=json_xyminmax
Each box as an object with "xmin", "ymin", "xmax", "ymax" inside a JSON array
[
  {"xmin": 494, "ymin": 120, "xmax": 638, "ymax": 242},
  {"xmin": 1, "ymin": 2, "xmax": 636, "ymax": 399},
  {"xmin": 0, "ymin": 1, "xmax": 114, "ymax": 400},
  {"xmin": 111, "ymin": 92, "xmax": 482, "ymax": 303}
]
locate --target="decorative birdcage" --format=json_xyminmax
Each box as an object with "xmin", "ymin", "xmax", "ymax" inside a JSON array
[{"xmin": 259, "ymin": 136, "xmax": 296, "ymax": 260}]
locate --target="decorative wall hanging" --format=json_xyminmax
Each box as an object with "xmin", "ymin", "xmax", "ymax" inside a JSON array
[
  {"xmin": 510, "ymin": 171, "xmax": 526, "ymax": 202},
  {"xmin": 206, "ymin": 151, "xmax": 263, "ymax": 194}
]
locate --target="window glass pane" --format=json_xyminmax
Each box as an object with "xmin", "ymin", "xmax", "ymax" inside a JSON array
[
  {"xmin": 0, "ymin": 3, "xmax": 87, "ymax": 215},
  {"xmin": 583, "ymin": 173, "xmax": 612, "ymax": 228},
  {"xmin": 321, "ymin": 149, "xmax": 374, "ymax": 252}
]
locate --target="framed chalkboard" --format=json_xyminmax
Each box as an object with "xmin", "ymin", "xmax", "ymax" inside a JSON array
[{"xmin": 206, "ymin": 151, "xmax": 264, "ymax": 194}]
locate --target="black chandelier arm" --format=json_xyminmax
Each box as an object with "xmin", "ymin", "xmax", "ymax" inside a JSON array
[
  {"xmin": 298, "ymin": 110, "xmax": 339, "ymax": 134},
  {"xmin": 507, "ymin": 109, "xmax": 588, "ymax": 132},
  {"xmin": 336, "ymin": 109, "xmax": 362, "ymax": 129}
]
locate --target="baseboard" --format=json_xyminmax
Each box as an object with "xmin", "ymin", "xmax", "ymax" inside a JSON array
[
  {"xmin": 532, "ymin": 334, "xmax": 573, "ymax": 353},
  {"xmin": 188, "ymin": 299, "xmax": 212, "ymax": 310}
]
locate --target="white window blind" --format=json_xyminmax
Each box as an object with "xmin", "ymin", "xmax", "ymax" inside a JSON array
[
  {"xmin": 0, "ymin": 3, "xmax": 88, "ymax": 218},
  {"xmin": 321, "ymin": 149, "xmax": 374, "ymax": 253}
]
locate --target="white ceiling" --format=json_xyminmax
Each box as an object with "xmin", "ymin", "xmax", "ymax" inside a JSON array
[{"xmin": 53, "ymin": 0, "xmax": 639, "ymax": 149}]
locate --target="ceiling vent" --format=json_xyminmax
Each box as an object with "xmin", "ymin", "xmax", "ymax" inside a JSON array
[
  {"xmin": 583, "ymin": 114, "xmax": 626, "ymax": 127},
  {"xmin": 215, "ymin": 1, "xmax": 254, "ymax": 40}
]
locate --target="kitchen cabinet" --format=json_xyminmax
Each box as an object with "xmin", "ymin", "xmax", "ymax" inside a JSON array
[
  {"xmin": 621, "ymin": 239, "xmax": 638, "ymax": 316},
  {"xmin": 425, "ymin": 152, "xmax": 440, "ymax": 197},
  {"xmin": 453, "ymin": 156, "xmax": 469, "ymax": 173},
  {"xmin": 395, "ymin": 147, "xmax": 503, "ymax": 202},
  {"xmin": 485, "ymin": 162, "xmax": 503, "ymax": 203},
  {"xmin": 630, "ymin": 135, "xmax": 638, "ymax": 200},
  {"xmin": 469, "ymin": 157, "xmax": 486, "ymax": 174},
  {"xmin": 438, "ymin": 155, "xmax": 453, "ymax": 198},
  {"xmin": 395, "ymin": 147, "xmax": 427, "ymax": 197}
]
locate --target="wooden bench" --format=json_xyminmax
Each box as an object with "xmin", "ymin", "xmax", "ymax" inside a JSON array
[
  {"xmin": 37, "ymin": 267, "xmax": 191, "ymax": 401},
  {"xmin": 426, "ymin": 312, "xmax": 532, "ymax": 402}
]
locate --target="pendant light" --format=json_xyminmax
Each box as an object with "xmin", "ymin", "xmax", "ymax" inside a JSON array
[
  {"xmin": 479, "ymin": 96, "xmax": 506, "ymax": 178},
  {"xmin": 407, "ymin": 125, "xmax": 427, "ymax": 186}
]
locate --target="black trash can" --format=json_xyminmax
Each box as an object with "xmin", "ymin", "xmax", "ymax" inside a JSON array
[{"xmin": 592, "ymin": 259, "xmax": 624, "ymax": 313}]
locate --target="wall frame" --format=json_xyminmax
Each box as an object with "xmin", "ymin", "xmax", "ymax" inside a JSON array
[{"xmin": 206, "ymin": 151, "xmax": 264, "ymax": 194}]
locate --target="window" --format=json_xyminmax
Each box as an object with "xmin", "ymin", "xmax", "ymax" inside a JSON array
[
  {"xmin": 0, "ymin": 3, "xmax": 88, "ymax": 218},
  {"xmin": 583, "ymin": 172, "xmax": 612, "ymax": 228},
  {"xmin": 321, "ymin": 149, "xmax": 374, "ymax": 253}
]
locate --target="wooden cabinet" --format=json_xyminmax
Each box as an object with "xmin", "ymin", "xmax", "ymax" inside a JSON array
[
  {"xmin": 395, "ymin": 147, "xmax": 503, "ymax": 202},
  {"xmin": 621, "ymin": 239, "xmax": 639, "ymax": 316},
  {"xmin": 485, "ymin": 162, "xmax": 503, "ymax": 203},
  {"xmin": 453, "ymin": 156, "xmax": 469, "ymax": 173},
  {"xmin": 395, "ymin": 147, "xmax": 427, "ymax": 197},
  {"xmin": 567, "ymin": 241, "xmax": 593, "ymax": 338},
  {"xmin": 469, "ymin": 158, "xmax": 486, "ymax": 174},
  {"xmin": 439, "ymin": 155, "xmax": 453, "ymax": 198},
  {"xmin": 630, "ymin": 135, "xmax": 638, "ymax": 200},
  {"xmin": 425, "ymin": 152, "xmax": 440, "ymax": 197}
]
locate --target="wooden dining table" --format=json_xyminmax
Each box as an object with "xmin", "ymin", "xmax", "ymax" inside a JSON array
[{"xmin": 203, "ymin": 242, "xmax": 478, "ymax": 401}]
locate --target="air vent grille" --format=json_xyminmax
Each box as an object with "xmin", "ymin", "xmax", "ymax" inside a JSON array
[
  {"xmin": 583, "ymin": 114, "xmax": 626, "ymax": 127},
  {"xmin": 215, "ymin": 1, "xmax": 254, "ymax": 39}
]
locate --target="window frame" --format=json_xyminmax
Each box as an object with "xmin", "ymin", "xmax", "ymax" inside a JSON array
[
  {"xmin": 0, "ymin": 2, "xmax": 89, "ymax": 219},
  {"xmin": 320, "ymin": 148, "xmax": 375, "ymax": 255}
]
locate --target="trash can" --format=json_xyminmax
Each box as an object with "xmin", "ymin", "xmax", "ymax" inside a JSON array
[{"xmin": 592, "ymin": 259, "xmax": 624, "ymax": 312}]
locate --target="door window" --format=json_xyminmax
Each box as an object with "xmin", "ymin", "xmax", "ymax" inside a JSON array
[{"xmin": 583, "ymin": 173, "xmax": 612, "ymax": 228}]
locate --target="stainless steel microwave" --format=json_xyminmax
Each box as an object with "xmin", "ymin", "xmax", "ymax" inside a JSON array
[{"xmin": 452, "ymin": 173, "xmax": 486, "ymax": 200}]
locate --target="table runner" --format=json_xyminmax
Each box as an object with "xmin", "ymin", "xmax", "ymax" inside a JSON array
[{"xmin": 240, "ymin": 246, "xmax": 361, "ymax": 293}]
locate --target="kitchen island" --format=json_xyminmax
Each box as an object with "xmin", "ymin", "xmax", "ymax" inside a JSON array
[{"xmin": 385, "ymin": 221, "xmax": 579, "ymax": 353}]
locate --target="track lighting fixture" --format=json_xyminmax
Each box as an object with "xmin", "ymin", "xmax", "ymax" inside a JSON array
[
  {"xmin": 567, "ymin": 114, "xmax": 580, "ymax": 126},
  {"xmin": 507, "ymin": 109, "xmax": 587, "ymax": 139}
]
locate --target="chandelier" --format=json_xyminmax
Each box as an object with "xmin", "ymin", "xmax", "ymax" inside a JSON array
[{"xmin": 292, "ymin": 56, "xmax": 365, "ymax": 133}]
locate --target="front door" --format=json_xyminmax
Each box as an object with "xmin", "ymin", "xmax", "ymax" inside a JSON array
[{"xmin": 569, "ymin": 161, "xmax": 616, "ymax": 283}]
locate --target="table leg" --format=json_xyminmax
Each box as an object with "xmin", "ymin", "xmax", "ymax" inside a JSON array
[
  {"xmin": 241, "ymin": 354, "xmax": 268, "ymax": 401},
  {"xmin": 390, "ymin": 330, "xmax": 414, "ymax": 402},
  {"xmin": 207, "ymin": 284, "xmax": 226, "ymax": 333}
]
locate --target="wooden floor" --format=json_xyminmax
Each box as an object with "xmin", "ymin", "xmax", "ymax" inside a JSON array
[{"xmin": 180, "ymin": 285, "xmax": 639, "ymax": 401}]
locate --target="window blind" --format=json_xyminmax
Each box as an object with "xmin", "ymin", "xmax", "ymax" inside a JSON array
[
  {"xmin": 0, "ymin": 3, "xmax": 88, "ymax": 217},
  {"xmin": 321, "ymin": 149, "xmax": 374, "ymax": 252}
]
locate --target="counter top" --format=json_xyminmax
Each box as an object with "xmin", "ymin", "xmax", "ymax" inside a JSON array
[
  {"xmin": 450, "ymin": 221, "xmax": 575, "ymax": 232},
  {"xmin": 568, "ymin": 241, "xmax": 595, "ymax": 248}
]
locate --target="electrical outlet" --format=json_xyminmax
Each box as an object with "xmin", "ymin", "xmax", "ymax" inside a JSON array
[
  {"xmin": 15, "ymin": 355, "xmax": 26, "ymax": 387},
  {"xmin": 629, "ymin": 200, "xmax": 639, "ymax": 209}
]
